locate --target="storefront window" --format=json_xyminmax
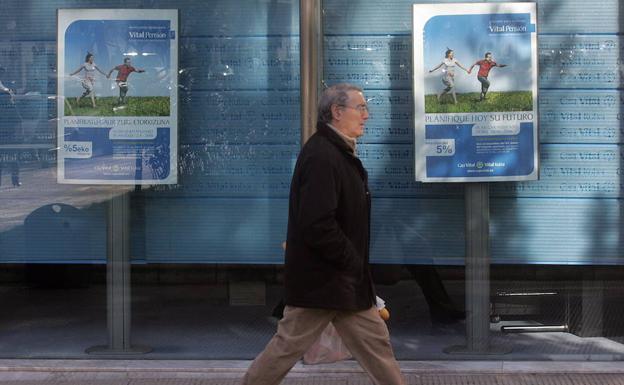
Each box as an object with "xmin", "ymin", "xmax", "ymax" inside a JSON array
[
  {"xmin": 324, "ymin": 0, "xmax": 624, "ymax": 359},
  {"xmin": 1, "ymin": 1, "xmax": 111, "ymax": 355},
  {"xmin": 1, "ymin": 0, "xmax": 623, "ymax": 361},
  {"xmin": 128, "ymin": 1, "xmax": 299, "ymax": 358}
]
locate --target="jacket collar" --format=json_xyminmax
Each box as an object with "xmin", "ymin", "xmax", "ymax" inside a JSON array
[
  {"xmin": 316, "ymin": 122, "xmax": 356, "ymax": 156},
  {"xmin": 316, "ymin": 122, "xmax": 368, "ymax": 181}
]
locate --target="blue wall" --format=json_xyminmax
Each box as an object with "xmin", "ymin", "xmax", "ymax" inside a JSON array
[{"xmin": 0, "ymin": 0, "xmax": 622, "ymax": 265}]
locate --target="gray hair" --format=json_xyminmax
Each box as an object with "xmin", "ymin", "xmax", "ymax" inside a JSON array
[{"xmin": 317, "ymin": 83, "xmax": 363, "ymax": 124}]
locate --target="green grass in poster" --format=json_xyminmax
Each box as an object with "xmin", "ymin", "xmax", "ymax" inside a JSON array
[
  {"xmin": 425, "ymin": 91, "xmax": 532, "ymax": 113},
  {"xmin": 64, "ymin": 96, "xmax": 170, "ymax": 116}
]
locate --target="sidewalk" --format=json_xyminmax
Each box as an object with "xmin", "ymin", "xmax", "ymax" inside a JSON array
[{"xmin": 1, "ymin": 360, "xmax": 624, "ymax": 384}]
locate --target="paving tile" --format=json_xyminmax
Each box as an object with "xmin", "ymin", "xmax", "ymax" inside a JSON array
[{"xmin": 4, "ymin": 373, "xmax": 624, "ymax": 385}]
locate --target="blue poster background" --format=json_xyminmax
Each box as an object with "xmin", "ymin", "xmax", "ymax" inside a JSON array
[
  {"xmin": 425, "ymin": 123, "xmax": 535, "ymax": 178},
  {"xmin": 423, "ymin": 13, "xmax": 533, "ymax": 95},
  {"xmin": 64, "ymin": 126, "xmax": 171, "ymax": 181},
  {"xmin": 64, "ymin": 19, "xmax": 172, "ymax": 98}
]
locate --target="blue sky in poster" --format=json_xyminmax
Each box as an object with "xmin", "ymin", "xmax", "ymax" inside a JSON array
[
  {"xmin": 64, "ymin": 19, "xmax": 171, "ymax": 97},
  {"xmin": 423, "ymin": 13, "xmax": 533, "ymax": 95}
]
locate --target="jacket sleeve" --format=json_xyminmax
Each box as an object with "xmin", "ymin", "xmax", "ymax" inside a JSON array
[{"xmin": 297, "ymin": 154, "xmax": 360, "ymax": 270}]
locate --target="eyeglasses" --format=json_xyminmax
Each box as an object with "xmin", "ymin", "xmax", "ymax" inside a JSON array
[{"xmin": 339, "ymin": 104, "xmax": 369, "ymax": 113}]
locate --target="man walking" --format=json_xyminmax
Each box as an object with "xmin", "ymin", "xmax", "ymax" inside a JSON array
[{"xmin": 241, "ymin": 83, "xmax": 405, "ymax": 385}]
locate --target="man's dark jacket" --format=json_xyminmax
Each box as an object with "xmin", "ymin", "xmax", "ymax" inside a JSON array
[{"xmin": 284, "ymin": 122, "xmax": 375, "ymax": 311}]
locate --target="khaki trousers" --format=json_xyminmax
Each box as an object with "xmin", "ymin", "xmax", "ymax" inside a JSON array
[{"xmin": 241, "ymin": 305, "xmax": 405, "ymax": 385}]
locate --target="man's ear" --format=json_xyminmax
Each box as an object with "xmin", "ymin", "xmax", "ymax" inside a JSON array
[{"xmin": 330, "ymin": 104, "xmax": 342, "ymax": 122}]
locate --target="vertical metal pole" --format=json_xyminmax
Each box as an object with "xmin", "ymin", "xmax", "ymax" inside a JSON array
[
  {"xmin": 300, "ymin": 0, "xmax": 323, "ymax": 145},
  {"xmin": 86, "ymin": 190, "xmax": 150, "ymax": 355},
  {"xmin": 110, "ymin": 191, "xmax": 131, "ymax": 350},
  {"xmin": 465, "ymin": 182, "xmax": 491, "ymax": 351},
  {"xmin": 446, "ymin": 182, "xmax": 509, "ymax": 355}
]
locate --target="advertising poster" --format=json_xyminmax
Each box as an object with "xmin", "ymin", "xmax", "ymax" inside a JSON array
[
  {"xmin": 413, "ymin": 3, "xmax": 538, "ymax": 182},
  {"xmin": 57, "ymin": 9, "xmax": 178, "ymax": 184}
]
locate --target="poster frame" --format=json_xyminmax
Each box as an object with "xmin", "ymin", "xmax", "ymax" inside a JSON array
[
  {"xmin": 57, "ymin": 8, "xmax": 179, "ymax": 185},
  {"xmin": 413, "ymin": 2, "xmax": 539, "ymax": 183}
]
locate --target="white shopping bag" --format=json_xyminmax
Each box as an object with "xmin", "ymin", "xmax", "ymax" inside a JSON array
[
  {"xmin": 302, "ymin": 296, "xmax": 388, "ymax": 365},
  {"xmin": 303, "ymin": 322, "xmax": 352, "ymax": 365}
]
